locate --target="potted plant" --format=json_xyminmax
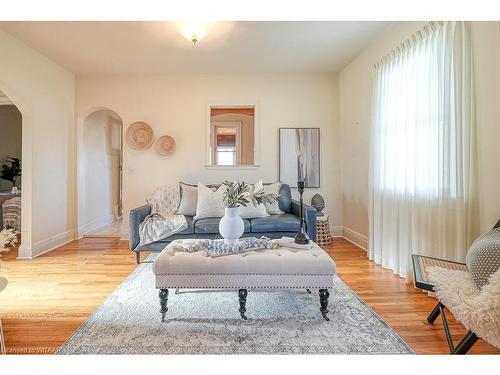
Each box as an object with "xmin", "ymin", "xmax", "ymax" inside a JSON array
[
  {"xmin": 219, "ymin": 181, "xmax": 277, "ymax": 245},
  {"xmin": 1, "ymin": 157, "xmax": 21, "ymax": 190}
]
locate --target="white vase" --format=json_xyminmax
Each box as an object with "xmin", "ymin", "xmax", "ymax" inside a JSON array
[{"xmin": 219, "ymin": 207, "xmax": 244, "ymax": 245}]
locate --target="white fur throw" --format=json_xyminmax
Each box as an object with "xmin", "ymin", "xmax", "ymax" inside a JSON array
[{"xmin": 428, "ymin": 266, "xmax": 500, "ymax": 349}]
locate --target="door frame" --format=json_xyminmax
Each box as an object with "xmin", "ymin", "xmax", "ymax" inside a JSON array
[
  {"xmin": 76, "ymin": 107, "xmax": 123, "ymax": 237},
  {"xmin": 0, "ymin": 80, "xmax": 33, "ymax": 259}
]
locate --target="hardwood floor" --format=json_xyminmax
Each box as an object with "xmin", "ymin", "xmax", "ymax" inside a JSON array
[{"xmin": 0, "ymin": 237, "xmax": 498, "ymax": 354}]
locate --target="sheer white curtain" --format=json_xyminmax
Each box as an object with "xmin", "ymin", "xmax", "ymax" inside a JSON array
[{"xmin": 369, "ymin": 21, "xmax": 478, "ymax": 279}]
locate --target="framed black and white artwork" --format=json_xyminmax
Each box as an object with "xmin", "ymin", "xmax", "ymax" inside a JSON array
[{"xmin": 279, "ymin": 128, "xmax": 320, "ymax": 188}]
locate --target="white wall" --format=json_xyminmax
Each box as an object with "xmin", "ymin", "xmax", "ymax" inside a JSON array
[
  {"xmin": 0, "ymin": 30, "xmax": 75, "ymax": 258},
  {"xmin": 339, "ymin": 21, "xmax": 500, "ymax": 247},
  {"xmin": 471, "ymin": 22, "xmax": 500, "ymax": 233},
  {"xmin": 78, "ymin": 109, "xmax": 121, "ymax": 235},
  {"xmin": 0, "ymin": 105, "xmax": 22, "ymax": 191},
  {"xmin": 76, "ymin": 74, "xmax": 342, "ymax": 235}
]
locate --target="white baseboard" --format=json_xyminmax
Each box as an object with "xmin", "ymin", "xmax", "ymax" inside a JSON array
[
  {"xmin": 342, "ymin": 227, "xmax": 368, "ymax": 251},
  {"xmin": 120, "ymin": 228, "xmax": 129, "ymax": 241},
  {"xmin": 17, "ymin": 229, "xmax": 76, "ymax": 259},
  {"xmin": 330, "ymin": 226, "xmax": 344, "ymax": 237},
  {"xmin": 329, "ymin": 225, "xmax": 368, "ymax": 250},
  {"xmin": 77, "ymin": 214, "xmax": 115, "ymax": 238}
]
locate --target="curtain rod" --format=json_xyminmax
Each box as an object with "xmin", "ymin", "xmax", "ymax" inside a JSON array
[{"xmin": 373, "ymin": 21, "xmax": 444, "ymax": 70}]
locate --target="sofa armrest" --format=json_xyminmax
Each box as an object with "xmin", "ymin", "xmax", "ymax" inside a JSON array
[
  {"xmin": 291, "ymin": 200, "xmax": 317, "ymax": 242},
  {"xmin": 129, "ymin": 204, "xmax": 152, "ymax": 251}
]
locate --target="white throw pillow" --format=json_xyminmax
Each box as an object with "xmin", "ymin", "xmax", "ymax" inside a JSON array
[
  {"xmin": 194, "ymin": 183, "xmax": 226, "ymax": 220},
  {"xmin": 176, "ymin": 182, "xmax": 198, "ymax": 217},
  {"xmin": 263, "ymin": 182, "xmax": 283, "ymax": 214},
  {"xmin": 239, "ymin": 180, "xmax": 269, "ymax": 219}
]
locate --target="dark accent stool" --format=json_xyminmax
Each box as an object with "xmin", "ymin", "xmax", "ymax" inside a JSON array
[
  {"xmin": 319, "ymin": 289, "xmax": 330, "ymax": 321},
  {"xmin": 135, "ymin": 251, "xmax": 141, "ymax": 264},
  {"xmin": 159, "ymin": 289, "xmax": 169, "ymax": 322},
  {"xmin": 427, "ymin": 301, "xmax": 479, "ymax": 354},
  {"xmin": 238, "ymin": 289, "xmax": 248, "ymax": 320}
]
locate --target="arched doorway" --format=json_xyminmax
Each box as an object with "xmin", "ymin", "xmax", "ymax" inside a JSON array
[
  {"xmin": 0, "ymin": 82, "xmax": 33, "ymax": 258},
  {"xmin": 0, "ymin": 89, "xmax": 22, "ymax": 245},
  {"xmin": 77, "ymin": 108, "xmax": 123, "ymax": 237}
]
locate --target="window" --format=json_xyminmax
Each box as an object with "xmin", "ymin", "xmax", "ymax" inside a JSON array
[
  {"xmin": 215, "ymin": 126, "xmax": 238, "ymax": 165},
  {"xmin": 372, "ymin": 31, "xmax": 457, "ymax": 198},
  {"xmin": 369, "ymin": 21, "xmax": 476, "ymax": 279},
  {"xmin": 208, "ymin": 106, "xmax": 256, "ymax": 167}
]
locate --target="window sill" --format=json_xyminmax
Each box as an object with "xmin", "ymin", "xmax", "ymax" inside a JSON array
[{"xmin": 205, "ymin": 165, "xmax": 260, "ymax": 170}]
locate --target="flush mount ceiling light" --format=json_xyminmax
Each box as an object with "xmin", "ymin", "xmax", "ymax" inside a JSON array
[{"xmin": 179, "ymin": 21, "xmax": 208, "ymax": 45}]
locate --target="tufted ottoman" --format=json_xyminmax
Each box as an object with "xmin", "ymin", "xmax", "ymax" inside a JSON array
[{"xmin": 152, "ymin": 239, "xmax": 336, "ymax": 321}]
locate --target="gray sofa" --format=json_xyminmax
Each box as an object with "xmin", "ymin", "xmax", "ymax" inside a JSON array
[{"xmin": 129, "ymin": 184, "xmax": 317, "ymax": 263}]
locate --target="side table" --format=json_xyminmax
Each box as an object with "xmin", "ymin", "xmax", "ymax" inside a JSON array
[{"xmin": 316, "ymin": 215, "xmax": 333, "ymax": 246}]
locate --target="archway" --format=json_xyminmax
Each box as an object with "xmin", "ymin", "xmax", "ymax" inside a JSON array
[
  {"xmin": 0, "ymin": 81, "xmax": 33, "ymax": 258},
  {"xmin": 77, "ymin": 108, "xmax": 123, "ymax": 237}
]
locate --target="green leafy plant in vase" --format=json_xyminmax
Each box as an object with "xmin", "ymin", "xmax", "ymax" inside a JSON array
[
  {"xmin": 1, "ymin": 157, "xmax": 21, "ymax": 189},
  {"xmin": 219, "ymin": 180, "xmax": 278, "ymax": 246}
]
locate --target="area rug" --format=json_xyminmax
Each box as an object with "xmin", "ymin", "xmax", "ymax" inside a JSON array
[{"xmin": 57, "ymin": 256, "xmax": 414, "ymax": 354}]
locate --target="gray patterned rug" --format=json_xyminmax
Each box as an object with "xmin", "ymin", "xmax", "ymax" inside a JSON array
[{"xmin": 58, "ymin": 256, "xmax": 413, "ymax": 354}]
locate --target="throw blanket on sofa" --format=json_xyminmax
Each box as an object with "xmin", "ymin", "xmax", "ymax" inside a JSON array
[
  {"xmin": 139, "ymin": 184, "xmax": 187, "ymax": 246},
  {"xmin": 139, "ymin": 213, "xmax": 187, "ymax": 246}
]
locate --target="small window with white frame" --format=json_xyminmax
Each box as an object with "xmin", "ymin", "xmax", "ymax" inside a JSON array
[{"xmin": 208, "ymin": 105, "xmax": 256, "ymax": 167}]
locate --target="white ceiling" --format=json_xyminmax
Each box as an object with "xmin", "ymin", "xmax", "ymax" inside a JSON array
[{"xmin": 0, "ymin": 21, "xmax": 392, "ymax": 75}]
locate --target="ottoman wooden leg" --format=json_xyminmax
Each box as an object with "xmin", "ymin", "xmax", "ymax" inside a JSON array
[
  {"xmin": 238, "ymin": 289, "xmax": 248, "ymax": 320},
  {"xmin": 159, "ymin": 289, "xmax": 169, "ymax": 322},
  {"xmin": 319, "ymin": 289, "xmax": 330, "ymax": 321}
]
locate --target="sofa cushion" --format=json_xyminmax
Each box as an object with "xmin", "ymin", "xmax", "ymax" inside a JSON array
[
  {"xmin": 263, "ymin": 182, "xmax": 284, "ymax": 215},
  {"xmin": 278, "ymin": 184, "xmax": 292, "ymax": 213},
  {"xmin": 178, "ymin": 216, "xmax": 195, "ymax": 235},
  {"xmin": 176, "ymin": 182, "xmax": 198, "ymax": 216},
  {"xmin": 194, "ymin": 183, "xmax": 226, "ymax": 220},
  {"xmin": 250, "ymin": 213, "xmax": 299, "ymax": 233},
  {"xmin": 194, "ymin": 217, "xmax": 251, "ymax": 234},
  {"xmin": 239, "ymin": 180, "xmax": 268, "ymax": 219},
  {"xmin": 466, "ymin": 229, "xmax": 500, "ymax": 288}
]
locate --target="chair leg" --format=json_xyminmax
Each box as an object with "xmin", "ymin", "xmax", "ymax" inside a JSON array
[
  {"xmin": 0, "ymin": 317, "xmax": 6, "ymax": 355},
  {"xmin": 435, "ymin": 303, "xmax": 456, "ymax": 352},
  {"xmin": 135, "ymin": 251, "xmax": 141, "ymax": 264},
  {"xmin": 452, "ymin": 331, "xmax": 478, "ymax": 355},
  {"xmin": 427, "ymin": 302, "xmax": 442, "ymax": 323}
]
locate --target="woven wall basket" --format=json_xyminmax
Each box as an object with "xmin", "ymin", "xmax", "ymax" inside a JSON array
[
  {"xmin": 155, "ymin": 135, "xmax": 176, "ymax": 156},
  {"xmin": 126, "ymin": 122, "xmax": 154, "ymax": 150}
]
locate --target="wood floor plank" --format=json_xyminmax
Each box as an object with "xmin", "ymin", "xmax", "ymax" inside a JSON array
[{"xmin": 0, "ymin": 237, "xmax": 498, "ymax": 354}]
